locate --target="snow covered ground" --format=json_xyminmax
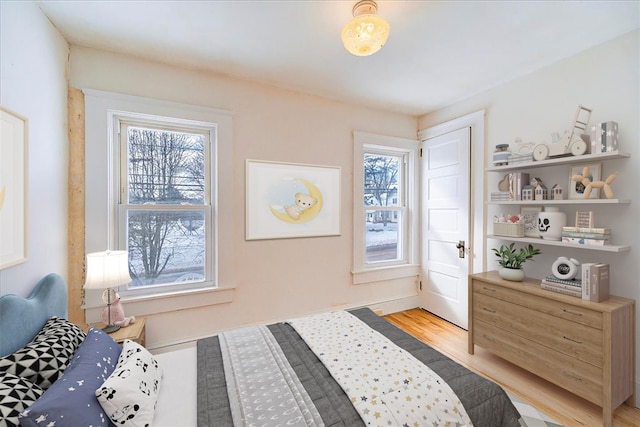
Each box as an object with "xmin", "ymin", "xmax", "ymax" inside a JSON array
[{"xmin": 366, "ymin": 221, "xmax": 399, "ymax": 246}]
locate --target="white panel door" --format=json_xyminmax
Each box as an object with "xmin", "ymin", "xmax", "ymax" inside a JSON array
[{"xmin": 420, "ymin": 127, "xmax": 471, "ymax": 329}]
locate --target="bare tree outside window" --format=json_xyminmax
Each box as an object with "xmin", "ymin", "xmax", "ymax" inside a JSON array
[
  {"xmin": 363, "ymin": 153, "xmax": 402, "ymax": 263},
  {"xmin": 125, "ymin": 126, "xmax": 208, "ymax": 288}
]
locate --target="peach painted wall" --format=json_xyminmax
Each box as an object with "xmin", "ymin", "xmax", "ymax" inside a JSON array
[{"xmin": 69, "ymin": 46, "xmax": 420, "ymax": 349}]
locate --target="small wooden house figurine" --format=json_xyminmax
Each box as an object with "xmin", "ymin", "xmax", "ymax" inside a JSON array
[
  {"xmin": 552, "ymin": 184, "xmax": 563, "ymax": 200},
  {"xmin": 534, "ymin": 183, "xmax": 548, "ymax": 201},
  {"xmin": 522, "ymin": 184, "xmax": 534, "ymax": 201},
  {"xmin": 530, "ymin": 177, "xmax": 543, "ymax": 187}
]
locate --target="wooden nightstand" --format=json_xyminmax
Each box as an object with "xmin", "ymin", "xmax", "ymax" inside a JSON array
[{"xmin": 88, "ymin": 317, "xmax": 146, "ymax": 347}]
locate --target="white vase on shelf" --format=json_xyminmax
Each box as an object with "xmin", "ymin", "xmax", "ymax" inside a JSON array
[{"xmin": 537, "ymin": 207, "xmax": 566, "ymax": 241}]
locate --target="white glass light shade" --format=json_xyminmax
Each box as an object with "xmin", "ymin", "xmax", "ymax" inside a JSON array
[
  {"xmin": 342, "ymin": 1, "xmax": 390, "ymax": 57},
  {"xmin": 84, "ymin": 250, "xmax": 132, "ymax": 290}
]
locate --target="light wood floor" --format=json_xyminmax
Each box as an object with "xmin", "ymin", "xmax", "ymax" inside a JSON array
[{"xmin": 384, "ymin": 308, "xmax": 640, "ymax": 427}]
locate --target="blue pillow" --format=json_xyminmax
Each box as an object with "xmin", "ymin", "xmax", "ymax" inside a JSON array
[{"xmin": 19, "ymin": 328, "xmax": 121, "ymax": 427}]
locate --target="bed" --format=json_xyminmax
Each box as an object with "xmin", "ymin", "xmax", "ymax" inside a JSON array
[{"xmin": 0, "ymin": 274, "xmax": 521, "ymax": 426}]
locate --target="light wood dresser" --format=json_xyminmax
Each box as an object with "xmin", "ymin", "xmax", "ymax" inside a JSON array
[{"xmin": 468, "ymin": 271, "xmax": 635, "ymax": 427}]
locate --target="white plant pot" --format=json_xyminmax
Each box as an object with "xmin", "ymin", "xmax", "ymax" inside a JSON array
[
  {"xmin": 537, "ymin": 207, "xmax": 566, "ymax": 241},
  {"xmin": 499, "ymin": 267, "xmax": 525, "ymax": 282}
]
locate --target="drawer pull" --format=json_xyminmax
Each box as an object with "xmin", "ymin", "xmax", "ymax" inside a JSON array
[
  {"xmin": 482, "ymin": 286, "xmax": 496, "ymax": 292},
  {"xmin": 562, "ymin": 309, "xmax": 583, "ymax": 317},
  {"xmin": 562, "ymin": 370, "xmax": 583, "ymax": 382},
  {"xmin": 482, "ymin": 307, "xmax": 496, "ymax": 314},
  {"xmin": 563, "ymin": 336, "xmax": 583, "ymax": 344}
]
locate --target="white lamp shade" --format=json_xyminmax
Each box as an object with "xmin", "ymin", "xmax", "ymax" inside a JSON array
[{"xmin": 84, "ymin": 250, "xmax": 132, "ymax": 290}]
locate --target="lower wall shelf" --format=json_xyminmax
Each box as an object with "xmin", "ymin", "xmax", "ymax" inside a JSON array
[{"xmin": 487, "ymin": 234, "xmax": 630, "ymax": 252}]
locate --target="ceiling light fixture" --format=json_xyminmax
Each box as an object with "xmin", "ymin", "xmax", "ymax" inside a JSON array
[{"xmin": 341, "ymin": 0, "xmax": 390, "ymax": 57}]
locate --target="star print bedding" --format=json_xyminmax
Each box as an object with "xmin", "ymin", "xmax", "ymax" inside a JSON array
[
  {"xmin": 198, "ymin": 308, "xmax": 521, "ymax": 427},
  {"xmin": 288, "ymin": 311, "xmax": 474, "ymax": 427}
]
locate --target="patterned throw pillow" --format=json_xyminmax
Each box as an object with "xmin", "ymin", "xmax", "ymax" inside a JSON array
[
  {"xmin": 0, "ymin": 372, "xmax": 43, "ymax": 427},
  {"xmin": 0, "ymin": 317, "xmax": 86, "ymax": 389},
  {"xmin": 96, "ymin": 339, "xmax": 164, "ymax": 427},
  {"xmin": 18, "ymin": 328, "xmax": 121, "ymax": 427}
]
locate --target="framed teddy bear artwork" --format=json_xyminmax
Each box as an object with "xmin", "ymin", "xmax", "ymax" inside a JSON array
[{"xmin": 245, "ymin": 160, "xmax": 341, "ymax": 240}]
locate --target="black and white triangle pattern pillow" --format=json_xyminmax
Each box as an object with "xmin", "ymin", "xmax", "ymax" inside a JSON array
[
  {"xmin": 0, "ymin": 317, "xmax": 86, "ymax": 390},
  {"xmin": 0, "ymin": 372, "xmax": 43, "ymax": 427}
]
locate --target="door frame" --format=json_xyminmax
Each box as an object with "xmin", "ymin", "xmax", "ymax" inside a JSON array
[{"xmin": 418, "ymin": 110, "xmax": 486, "ymax": 276}]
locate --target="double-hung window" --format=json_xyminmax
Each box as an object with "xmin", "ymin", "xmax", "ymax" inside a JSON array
[
  {"xmin": 116, "ymin": 116, "xmax": 215, "ymax": 295},
  {"xmin": 352, "ymin": 132, "xmax": 419, "ymax": 284},
  {"xmin": 84, "ymin": 90, "xmax": 233, "ymax": 316},
  {"xmin": 364, "ymin": 150, "xmax": 405, "ymax": 263}
]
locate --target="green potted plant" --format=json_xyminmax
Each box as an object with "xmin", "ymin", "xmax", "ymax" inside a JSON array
[{"xmin": 492, "ymin": 243, "xmax": 541, "ymax": 281}]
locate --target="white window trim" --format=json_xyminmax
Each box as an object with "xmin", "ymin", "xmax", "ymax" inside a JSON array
[
  {"xmin": 352, "ymin": 131, "xmax": 419, "ymax": 284},
  {"xmin": 115, "ymin": 114, "xmax": 216, "ymax": 295},
  {"xmin": 83, "ymin": 89, "xmax": 234, "ymax": 317}
]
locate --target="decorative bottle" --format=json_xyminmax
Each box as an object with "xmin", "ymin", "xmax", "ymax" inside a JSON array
[{"xmin": 492, "ymin": 144, "xmax": 511, "ymax": 166}]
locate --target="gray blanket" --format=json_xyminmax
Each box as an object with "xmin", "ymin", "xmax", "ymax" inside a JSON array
[
  {"xmin": 219, "ymin": 325, "xmax": 324, "ymax": 426},
  {"xmin": 197, "ymin": 308, "xmax": 521, "ymax": 426}
]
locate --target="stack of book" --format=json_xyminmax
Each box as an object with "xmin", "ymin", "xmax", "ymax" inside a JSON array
[
  {"xmin": 490, "ymin": 191, "xmax": 511, "ymax": 201},
  {"xmin": 541, "ymin": 264, "xmax": 611, "ymax": 302},
  {"xmin": 561, "ymin": 227, "xmax": 611, "ymax": 246},
  {"xmin": 508, "ymin": 172, "xmax": 529, "ymax": 201},
  {"xmin": 540, "ymin": 275, "xmax": 582, "ymax": 298}
]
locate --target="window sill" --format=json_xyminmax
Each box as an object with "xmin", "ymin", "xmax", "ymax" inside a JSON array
[
  {"xmin": 351, "ymin": 264, "xmax": 419, "ymax": 285},
  {"xmin": 83, "ymin": 286, "xmax": 235, "ymax": 322}
]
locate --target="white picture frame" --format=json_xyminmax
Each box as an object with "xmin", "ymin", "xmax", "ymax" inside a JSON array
[
  {"xmin": 520, "ymin": 206, "xmax": 543, "ymax": 237},
  {"xmin": 0, "ymin": 106, "xmax": 28, "ymax": 269},
  {"xmin": 245, "ymin": 160, "xmax": 341, "ymax": 240},
  {"xmin": 568, "ymin": 162, "xmax": 601, "ymax": 199}
]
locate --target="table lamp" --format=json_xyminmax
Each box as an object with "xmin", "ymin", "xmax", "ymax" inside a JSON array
[{"xmin": 84, "ymin": 250, "xmax": 132, "ymax": 333}]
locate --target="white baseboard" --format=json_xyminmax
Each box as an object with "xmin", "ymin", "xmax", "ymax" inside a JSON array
[{"xmin": 364, "ymin": 296, "xmax": 419, "ymax": 316}]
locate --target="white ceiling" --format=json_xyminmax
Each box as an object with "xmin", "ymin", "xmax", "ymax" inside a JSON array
[{"xmin": 36, "ymin": 1, "xmax": 639, "ymax": 116}]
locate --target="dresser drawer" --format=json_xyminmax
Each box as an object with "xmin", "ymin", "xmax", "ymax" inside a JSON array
[
  {"xmin": 474, "ymin": 292, "xmax": 603, "ymax": 367},
  {"xmin": 473, "ymin": 319, "xmax": 603, "ymax": 406},
  {"xmin": 472, "ymin": 279, "xmax": 602, "ymax": 329}
]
